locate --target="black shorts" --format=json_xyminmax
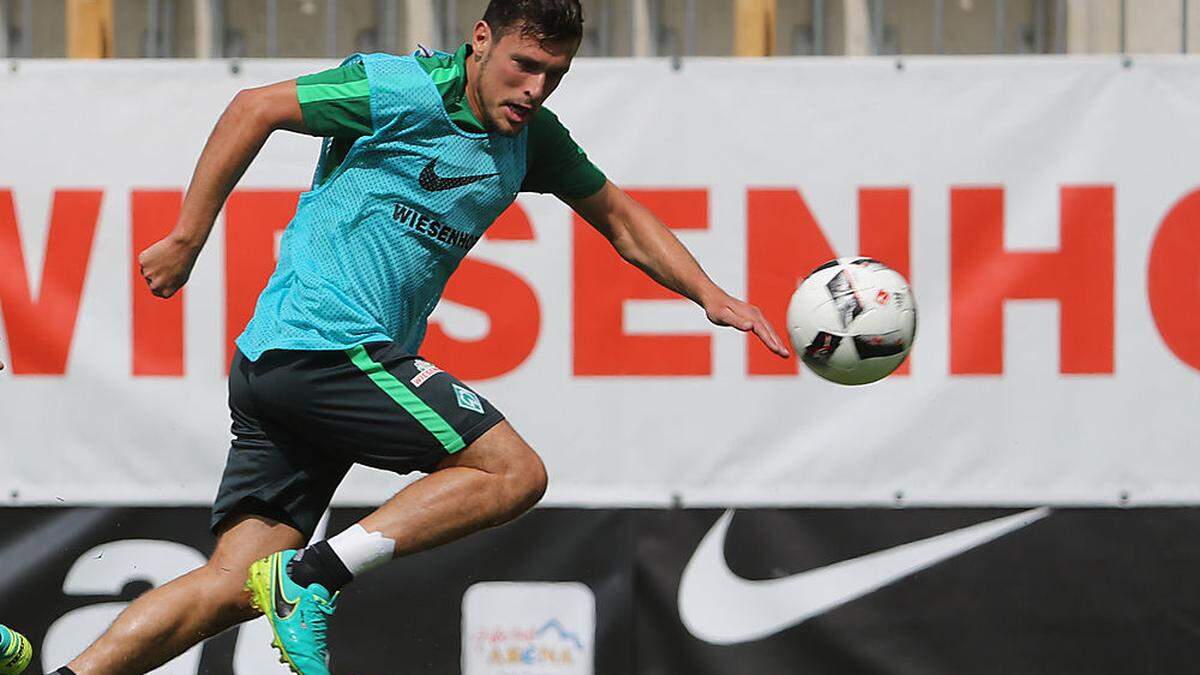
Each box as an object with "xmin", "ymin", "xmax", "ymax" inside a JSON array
[{"xmin": 211, "ymin": 342, "xmax": 505, "ymax": 538}]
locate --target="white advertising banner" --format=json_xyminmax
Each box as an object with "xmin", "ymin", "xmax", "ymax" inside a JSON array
[{"xmin": 1, "ymin": 56, "xmax": 1197, "ymax": 507}]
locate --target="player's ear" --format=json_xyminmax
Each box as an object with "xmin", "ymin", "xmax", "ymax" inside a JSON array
[{"xmin": 472, "ymin": 20, "xmax": 492, "ymax": 57}]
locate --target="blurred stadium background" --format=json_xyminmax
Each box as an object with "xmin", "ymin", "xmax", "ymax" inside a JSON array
[
  {"xmin": 2, "ymin": 0, "xmax": 1196, "ymax": 58},
  {"xmin": 3, "ymin": 1, "xmax": 1200, "ymax": 674}
]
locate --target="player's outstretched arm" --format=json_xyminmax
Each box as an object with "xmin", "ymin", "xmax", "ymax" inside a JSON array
[
  {"xmin": 139, "ymin": 80, "xmax": 310, "ymax": 298},
  {"xmin": 566, "ymin": 181, "xmax": 790, "ymax": 358}
]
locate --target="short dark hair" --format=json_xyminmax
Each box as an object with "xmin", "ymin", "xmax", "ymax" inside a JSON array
[{"xmin": 482, "ymin": 0, "xmax": 584, "ymax": 45}]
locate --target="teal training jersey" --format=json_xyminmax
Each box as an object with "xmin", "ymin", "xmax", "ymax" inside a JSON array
[{"xmin": 235, "ymin": 52, "xmax": 527, "ymax": 361}]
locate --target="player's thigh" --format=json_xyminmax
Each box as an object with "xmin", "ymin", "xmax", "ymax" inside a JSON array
[{"xmin": 211, "ymin": 349, "xmax": 352, "ymax": 542}]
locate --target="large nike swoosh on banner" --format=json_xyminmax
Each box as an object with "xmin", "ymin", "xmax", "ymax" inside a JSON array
[{"xmin": 678, "ymin": 507, "xmax": 1050, "ymax": 645}]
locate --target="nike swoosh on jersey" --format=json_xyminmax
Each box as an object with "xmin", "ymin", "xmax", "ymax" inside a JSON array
[
  {"xmin": 678, "ymin": 507, "xmax": 1050, "ymax": 645},
  {"xmin": 419, "ymin": 159, "xmax": 499, "ymax": 192}
]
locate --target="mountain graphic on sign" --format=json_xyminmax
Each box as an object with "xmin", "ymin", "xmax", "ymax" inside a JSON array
[{"xmin": 534, "ymin": 618, "xmax": 583, "ymax": 650}]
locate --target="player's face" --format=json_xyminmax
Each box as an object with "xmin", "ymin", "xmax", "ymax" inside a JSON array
[{"xmin": 471, "ymin": 22, "xmax": 578, "ymax": 136}]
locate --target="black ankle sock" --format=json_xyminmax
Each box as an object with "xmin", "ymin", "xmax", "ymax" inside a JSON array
[
  {"xmin": 51, "ymin": 668, "xmax": 77, "ymax": 675},
  {"xmin": 287, "ymin": 540, "xmax": 353, "ymax": 592}
]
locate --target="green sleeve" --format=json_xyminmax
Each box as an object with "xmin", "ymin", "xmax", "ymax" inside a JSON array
[
  {"xmin": 296, "ymin": 59, "xmax": 373, "ymax": 138},
  {"xmin": 521, "ymin": 107, "xmax": 607, "ymax": 199}
]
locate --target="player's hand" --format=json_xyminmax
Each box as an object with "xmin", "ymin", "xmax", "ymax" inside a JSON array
[
  {"xmin": 703, "ymin": 292, "xmax": 790, "ymax": 358},
  {"xmin": 138, "ymin": 234, "xmax": 200, "ymax": 298}
]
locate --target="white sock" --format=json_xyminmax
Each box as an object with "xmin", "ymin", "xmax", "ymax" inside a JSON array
[{"xmin": 325, "ymin": 524, "xmax": 395, "ymax": 576}]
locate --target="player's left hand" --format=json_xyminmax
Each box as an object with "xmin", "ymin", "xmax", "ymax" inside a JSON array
[{"xmin": 703, "ymin": 292, "xmax": 790, "ymax": 358}]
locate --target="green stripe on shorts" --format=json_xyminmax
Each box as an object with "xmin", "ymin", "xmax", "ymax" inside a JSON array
[{"xmin": 346, "ymin": 345, "xmax": 465, "ymax": 453}]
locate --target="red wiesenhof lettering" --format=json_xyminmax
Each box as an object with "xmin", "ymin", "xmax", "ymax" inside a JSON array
[
  {"xmin": 224, "ymin": 190, "xmax": 300, "ymax": 370},
  {"xmin": 1148, "ymin": 189, "xmax": 1200, "ymax": 372},
  {"xmin": 950, "ymin": 186, "xmax": 1114, "ymax": 374},
  {"xmin": 132, "ymin": 189, "xmax": 185, "ymax": 376},
  {"xmin": 0, "ymin": 189, "xmax": 102, "ymax": 374},
  {"xmin": 423, "ymin": 204, "xmax": 541, "ymax": 380},
  {"xmin": 746, "ymin": 187, "xmax": 911, "ymax": 375},
  {"xmin": 574, "ymin": 189, "xmax": 711, "ymax": 376}
]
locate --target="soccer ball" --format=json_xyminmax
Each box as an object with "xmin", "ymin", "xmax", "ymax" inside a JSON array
[{"xmin": 786, "ymin": 257, "xmax": 916, "ymax": 385}]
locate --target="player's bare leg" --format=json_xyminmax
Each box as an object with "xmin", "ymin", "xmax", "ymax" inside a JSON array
[
  {"xmin": 358, "ymin": 420, "xmax": 547, "ymax": 555},
  {"xmin": 64, "ymin": 515, "xmax": 304, "ymax": 675},
  {"xmin": 269, "ymin": 420, "xmax": 547, "ymax": 590},
  {"xmin": 246, "ymin": 421, "xmax": 547, "ymax": 674}
]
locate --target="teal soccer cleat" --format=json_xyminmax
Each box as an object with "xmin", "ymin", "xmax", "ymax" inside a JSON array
[
  {"xmin": 245, "ymin": 550, "xmax": 338, "ymax": 675},
  {"xmin": 0, "ymin": 625, "xmax": 32, "ymax": 675}
]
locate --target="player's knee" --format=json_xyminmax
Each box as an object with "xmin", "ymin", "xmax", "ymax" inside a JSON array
[
  {"xmin": 452, "ymin": 424, "xmax": 547, "ymax": 518},
  {"xmin": 201, "ymin": 561, "xmax": 259, "ymax": 622},
  {"xmin": 505, "ymin": 448, "xmax": 547, "ymax": 515}
]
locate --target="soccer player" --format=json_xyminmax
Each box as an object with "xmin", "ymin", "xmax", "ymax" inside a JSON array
[{"xmin": 47, "ymin": 1, "xmax": 788, "ymax": 673}]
